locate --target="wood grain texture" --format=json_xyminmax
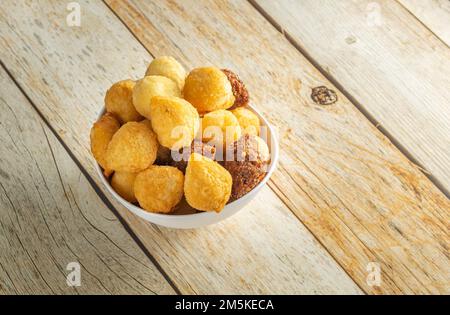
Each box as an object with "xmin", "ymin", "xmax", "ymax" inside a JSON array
[
  {"xmin": 104, "ymin": 0, "xmax": 450, "ymax": 294},
  {"xmin": 0, "ymin": 66, "xmax": 175, "ymax": 294},
  {"xmin": 398, "ymin": 0, "xmax": 450, "ymax": 46},
  {"xmin": 0, "ymin": 0, "xmax": 361, "ymax": 294},
  {"xmin": 254, "ymin": 0, "xmax": 450, "ymax": 195}
]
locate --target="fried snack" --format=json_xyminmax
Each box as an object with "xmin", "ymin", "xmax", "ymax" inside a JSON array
[
  {"xmin": 184, "ymin": 153, "xmax": 232, "ymax": 212},
  {"xmin": 90, "ymin": 112, "xmax": 120, "ymax": 176},
  {"xmin": 139, "ymin": 119, "xmax": 171, "ymax": 164},
  {"xmin": 111, "ymin": 171, "xmax": 137, "ymax": 203},
  {"xmin": 171, "ymin": 141, "xmax": 216, "ymax": 173},
  {"xmin": 145, "ymin": 56, "xmax": 186, "ymax": 90},
  {"xmin": 223, "ymin": 135, "xmax": 270, "ymax": 201},
  {"xmin": 201, "ymin": 109, "xmax": 241, "ymax": 148},
  {"xmin": 231, "ymin": 107, "xmax": 260, "ymax": 136},
  {"xmin": 150, "ymin": 96, "xmax": 200, "ymax": 150},
  {"xmin": 156, "ymin": 146, "xmax": 171, "ymax": 165},
  {"xmin": 105, "ymin": 79, "xmax": 142, "ymax": 124},
  {"xmin": 132, "ymin": 75, "xmax": 181, "ymax": 120},
  {"xmin": 183, "ymin": 67, "xmax": 235, "ymax": 113},
  {"xmin": 106, "ymin": 121, "xmax": 158, "ymax": 172},
  {"xmin": 134, "ymin": 166, "xmax": 184, "ymax": 213},
  {"xmin": 139, "ymin": 119, "xmax": 153, "ymax": 130},
  {"xmin": 171, "ymin": 197, "xmax": 198, "ymax": 215},
  {"xmin": 221, "ymin": 69, "xmax": 249, "ymax": 109}
]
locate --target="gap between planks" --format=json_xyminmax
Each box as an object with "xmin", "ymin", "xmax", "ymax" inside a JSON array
[
  {"xmin": 0, "ymin": 60, "xmax": 182, "ymax": 295},
  {"xmin": 266, "ymin": 178, "xmax": 368, "ymax": 293},
  {"xmin": 102, "ymin": 0, "xmax": 450, "ymax": 293},
  {"xmin": 2, "ymin": 0, "xmax": 446, "ymax": 296},
  {"xmin": 101, "ymin": 0, "xmax": 367, "ymax": 293},
  {"xmin": 396, "ymin": 0, "xmax": 450, "ymax": 49},
  {"xmin": 247, "ymin": 0, "xmax": 450, "ymax": 199},
  {"xmin": 2, "ymin": 0, "xmax": 361, "ymax": 293}
]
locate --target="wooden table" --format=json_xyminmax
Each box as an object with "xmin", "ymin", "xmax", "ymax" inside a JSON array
[{"xmin": 0, "ymin": 0, "xmax": 448, "ymax": 295}]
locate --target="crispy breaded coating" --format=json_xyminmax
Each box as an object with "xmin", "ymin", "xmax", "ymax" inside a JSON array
[
  {"xmin": 106, "ymin": 121, "xmax": 158, "ymax": 172},
  {"xmin": 231, "ymin": 107, "xmax": 260, "ymax": 136},
  {"xmin": 201, "ymin": 109, "xmax": 242, "ymax": 148},
  {"xmin": 184, "ymin": 153, "xmax": 232, "ymax": 212},
  {"xmin": 222, "ymin": 69, "xmax": 249, "ymax": 109},
  {"xmin": 139, "ymin": 119, "xmax": 172, "ymax": 165},
  {"xmin": 90, "ymin": 112, "xmax": 120, "ymax": 176},
  {"xmin": 150, "ymin": 96, "xmax": 200, "ymax": 150},
  {"xmin": 111, "ymin": 171, "xmax": 137, "ymax": 203},
  {"xmin": 105, "ymin": 79, "xmax": 143, "ymax": 123},
  {"xmin": 132, "ymin": 75, "xmax": 181, "ymax": 120},
  {"xmin": 145, "ymin": 56, "xmax": 186, "ymax": 90},
  {"xmin": 183, "ymin": 67, "xmax": 235, "ymax": 114},
  {"xmin": 134, "ymin": 166, "xmax": 184, "ymax": 213}
]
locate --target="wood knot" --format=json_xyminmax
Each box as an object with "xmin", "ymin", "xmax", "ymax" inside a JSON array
[{"xmin": 311, "ymin": 86, "xmax": 338, "ymax": 105}]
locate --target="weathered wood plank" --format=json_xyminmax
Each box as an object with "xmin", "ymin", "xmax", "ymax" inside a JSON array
[
  {"xmin": 0, "ymin": 66, "xmax": 175, "ymax": 294},
  {"xmin": 0, "ymin": 0, "xmax": 361, "ymax": 294},
  {"xmin": 254, "ymin": 0, "xmax": 450, "ymax": 194},
  {"xmin": 105, "ymin": 0, "xmax": 450, "ymax": 294},
  {"xmin": 398, "ymin": 0, "xmax": 450, "ymax": 46}
]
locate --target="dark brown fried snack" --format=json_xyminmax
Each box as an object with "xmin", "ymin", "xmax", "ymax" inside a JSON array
[
  {"xmin": 223, "ymin": 135, "xmax": 270, "ymax": 202},
  {"xmin": 170, "ymin": 141, "xmax": 216, "ymax": 173},
  {"xmin": 221, "ymin": 69, "xmax": 249, "ymax": 109},
  {"xmin": 156, "ymin": 145, "xmax": 171, "ymax": 165}
]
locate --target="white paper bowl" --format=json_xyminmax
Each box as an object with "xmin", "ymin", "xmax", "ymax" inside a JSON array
[{"xmin": 95, "ymin": 105, "xmax": 278, "ymax": 229}]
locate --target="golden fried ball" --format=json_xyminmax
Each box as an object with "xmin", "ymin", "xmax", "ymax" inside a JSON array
[
  {"xmin": 90, "ymin": 112, "xmax": 120, "ymax": 176},
  {"xmin": 105, "ymin": 80, "xmax": 143, "ymax": 124},
  {"xmin": 145, "ymin": 56, "xmax": 186, "ymax": 90},
  {"xmin": 134, "ymin": 166, "xmax": 184, "ymax": 213},
  {"xmin": 184, "ymin": 153, "xmax": 232, "ymax": 212},
  {"xmin": 183, "ymin": 67, "xmax": 235, "ymax": 113},
  {"xmin": 139, "ymin": 119, "xmax": 172, "ymax": 165},
  {"xmin": 132, "ymin": 75, "xmax": 181, "ymax": 120},
  {"xmin": 231, "ymin": 107, "xmax": 260, "ymax": 136},
  {"xmin": 106, "ymin": 121, "xmax": 158, "ymax": 172},
  {"xmin": 139, "ymin": 119, "xmax": 153, "ymax": 130},
  {"xmin": 150, "ymin": 96, "xmax": 200, "ymax": 150},
  {"xmin": 111, "ymin": 171, "xmax": 137, "ymax": 203},
  {"xmin": 201, "ymin": 109, "xmax": 241, "ymax": 148}
]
